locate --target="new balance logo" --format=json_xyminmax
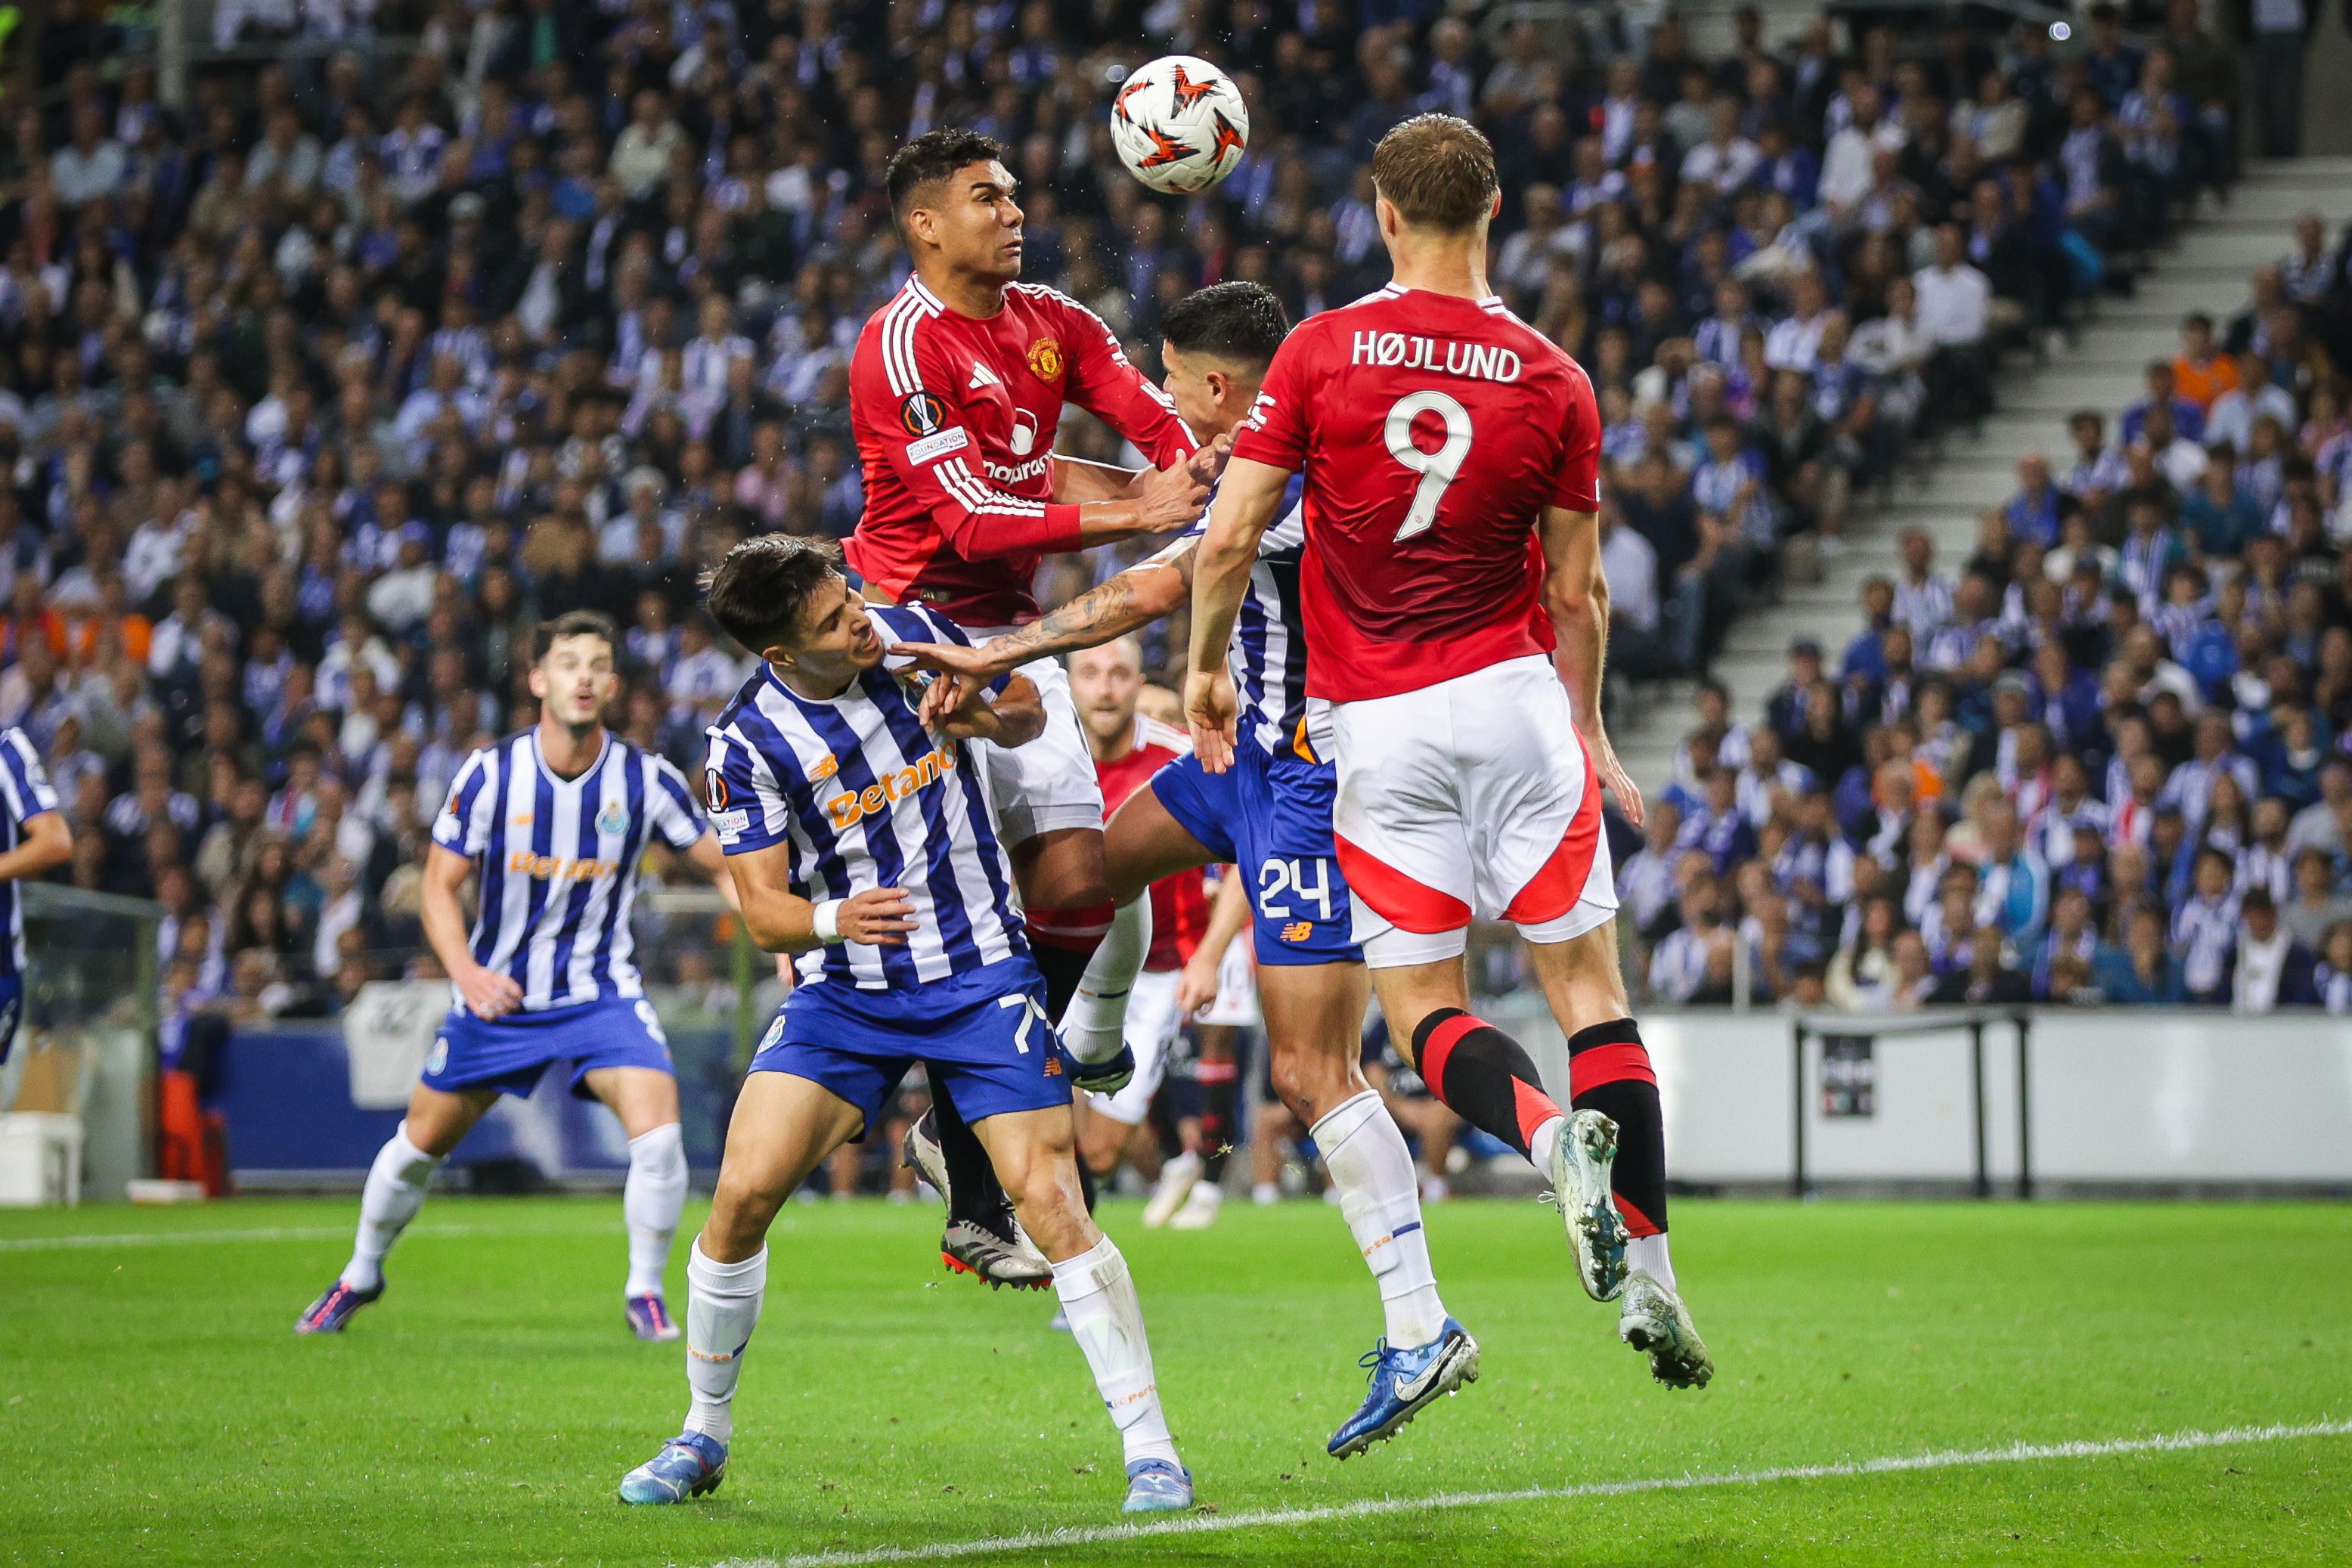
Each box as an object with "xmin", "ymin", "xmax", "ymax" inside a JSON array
[
  {"xmin": 968, "ymin": 361, "xmax": 1000, "ymax": 389},
  {"xmin": 1280, "ymin": 921, "xmax": 1314, "ymax": 943}
]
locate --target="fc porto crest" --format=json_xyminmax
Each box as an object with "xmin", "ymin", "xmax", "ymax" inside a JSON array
[
  {"xmin": 1027, "ymin": 336, "xmax": 1064, "ymax": 382},
  {"xmin": 597, "ymin": 799, "xmax": 630, "ymax": 838}
]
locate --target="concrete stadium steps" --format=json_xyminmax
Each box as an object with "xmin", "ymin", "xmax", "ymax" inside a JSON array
[{"xmin": 1614, "ymin": 157, "xmax": 2352, "ymax": 791}]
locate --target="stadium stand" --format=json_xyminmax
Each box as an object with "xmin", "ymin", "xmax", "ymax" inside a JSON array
[{"xmin": 0, "ymin": 0, "xmax": 2332, "ymax": 1044}]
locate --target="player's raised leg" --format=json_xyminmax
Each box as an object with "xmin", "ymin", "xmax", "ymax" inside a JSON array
[
  {"xmin": 619, "ymin": 1070, "xmax": 866, "ymax": 1504},
  {"xmin": 969, "ymin": 1101, "xmax": 1191, "ymax": 1511},
  {"xmin": 584, "ymin": 1063, "xmax": 690, "ymax": 1341},
  {"xmin": 296, "ymin": 1083, "xmax": 489, "ymax": 1334}
]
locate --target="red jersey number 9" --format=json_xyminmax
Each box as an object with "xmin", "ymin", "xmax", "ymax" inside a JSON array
[{"xmin": 1384, "ymin": 389, "xmax": 1473, "ymax": 543}]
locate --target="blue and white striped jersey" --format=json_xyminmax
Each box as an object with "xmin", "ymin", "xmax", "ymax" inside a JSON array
[
  {"xmin": 702, "ymin": 605, "xmax": 1028, "ymax": 991},
  {"xmin": 431, "ymin": 730, "xmax": 705, "ymax": 1010},
  {"xmin": 1169, "ymin": 492, "xmax": 1309, "ymax": 757},
  {"xmin": 0, "ymin": 727, "xmax": 60, "ymax": 974}
]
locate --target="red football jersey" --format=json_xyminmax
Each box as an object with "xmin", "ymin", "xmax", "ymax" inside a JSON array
[
  {"xmin": 1228, "ymin": 285, "xmax": 1601, "ymax": 702},
  {"xmin": 846, "ymin": 277, "xmax": 1196, "ymax": 628},
  {"xmin": 1094, "ymin": 714, "xmax": 1210, "ymax": 972}
]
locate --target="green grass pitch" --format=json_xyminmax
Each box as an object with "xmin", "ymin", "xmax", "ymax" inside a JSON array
[{"xmin": 3, "ymin": 1195, "xmax": 2347, "ymax": 1565}]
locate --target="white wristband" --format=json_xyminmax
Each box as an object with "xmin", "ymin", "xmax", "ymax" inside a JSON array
[{"xmin": 812, "ymin": 899, "xmax": 844, "ymax": 944}]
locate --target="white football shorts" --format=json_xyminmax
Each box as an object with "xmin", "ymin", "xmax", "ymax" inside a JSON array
[
  {"xmin": 968, "ymin": 644, "xmax": 1106, "ymax": 844},
  {"xmin": 1319, "ymin": 655, "xmax": 1616, "ymax": 970}
]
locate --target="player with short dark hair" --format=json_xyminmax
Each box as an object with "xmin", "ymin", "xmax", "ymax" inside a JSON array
[
  {"xmin": 1187, "ymin": 114, "xmax": 1712, "ymax": 1389},
  {"xmin": 295, "ymin": 610, "xmax": 740, "ymax": 1343},
  {"xmin": 851, "ymin": 126, "xmax": 1219, "ymax": 1286},
  {"xmin": 898, "ymin": 280, "xmax": 1482, "ymax": 1455},
  {"xmin": 617, "ymin": 535, "xmax": 1192, "ymax": 1515}
]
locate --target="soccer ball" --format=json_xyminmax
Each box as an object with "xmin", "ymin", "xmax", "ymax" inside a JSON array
[{"xmin": 1109, "ymin": 55, "xmax": 1250, "ymax": 195}]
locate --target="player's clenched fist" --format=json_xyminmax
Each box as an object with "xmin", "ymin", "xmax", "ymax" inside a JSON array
[{"xmin": 837, "ymin": 887, "xmax": 919, "ymax": 946}]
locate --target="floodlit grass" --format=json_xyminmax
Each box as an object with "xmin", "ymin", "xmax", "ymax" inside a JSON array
[{"xmin": 2, "ymin": 1195, "xmax": 2347, "ymax": 1565}]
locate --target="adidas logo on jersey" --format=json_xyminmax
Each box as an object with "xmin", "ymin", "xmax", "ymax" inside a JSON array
[{"xmin": 968, "ymin": 361, "xmax": 1000, "ymax": 389}]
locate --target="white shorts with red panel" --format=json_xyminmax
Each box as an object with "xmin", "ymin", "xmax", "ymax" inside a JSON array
[
  {"xmin": 1316, "ymin": 655, "xmax": 1616, "ymax": 970},
  {"xmin": 969, "ymin": 646, "xmax": 1106, "ymax": 844}
]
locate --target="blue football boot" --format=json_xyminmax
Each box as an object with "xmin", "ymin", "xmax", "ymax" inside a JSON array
[
  {"xmin": 617, "ymin": 1430, "xmax": 728, "ymax": 1504},
  {"xmin": 294, "ymin": 1278, "xmax": 383, "ymax": 1335},
  {"xmin": 1121, "ymin": 1456, "xmax": 1194, "ymax": 1513},
  {"xmin": 1327, "ymin": 1317, "xmax": 1481, "ymax": 1458}
]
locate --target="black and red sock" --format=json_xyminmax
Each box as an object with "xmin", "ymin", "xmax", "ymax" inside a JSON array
[
  {"xmin": 1410, "ymin": 1008, "xmax": 1565, "ymax": 1163},
  {"xmin": 1025, "ymin": 903, "xmax": 1117, "ymax": 1021},
  {"xmin": 1566, "ymin": 1018, "xmax": 1666, "ymax": 1238}
]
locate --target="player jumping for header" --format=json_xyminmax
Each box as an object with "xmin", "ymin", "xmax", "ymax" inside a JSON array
[
  {"xmin": 1185, "ymin": 116, "xmax": 1711, "ymax": 1389},
  {"xmin": 617, "ymin": 536, "xmax": 1191, "ymax": 1513},
  {"xmin": 296, "ymin": 612, "xmax": 739, "ymax": 1343},
  {"xmin": 901, "ymin": 282, "xmax": 1483, "ymax": 1452},
  {"xmin": 848, "ymin": 126, "xmax": 1221, "ymax": 1285}
]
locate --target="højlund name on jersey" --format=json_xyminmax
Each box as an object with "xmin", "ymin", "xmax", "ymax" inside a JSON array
[
  {"xmin": 1348, "ymin": 330, "xmax": 1522, "ymax": 382},
  {"xmin": 823, "ymin": 739, "xmax": 959, "ymax": 830}
]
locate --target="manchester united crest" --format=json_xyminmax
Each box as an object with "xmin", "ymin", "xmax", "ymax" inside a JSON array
[{"xmin": 1027, "ymin": 336, "xmax": 1065, "ymax": 382}]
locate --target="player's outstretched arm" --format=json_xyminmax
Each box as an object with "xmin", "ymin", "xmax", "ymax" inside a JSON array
[
  {"xmin": 727, "ymin": 840, "xmax": 916, "ymax": 953},
  {"xmin": 1539, "ymin": 504, "xmax": 1644, "ymax": 827},
  {"xmin": 420, "ymin": 843, "xmax": 525, "ymax": 1018},
  {"xmin": 1053, "ymin": 433, "xmax": 1229, "ymax": 505},
  {"xmin": 897, "ymin": 543, "xmax": 1197, "ymax": 689},
  {"xmin": 1185, "ymin": 455, "xmax": 1289, "ymax": 771}
]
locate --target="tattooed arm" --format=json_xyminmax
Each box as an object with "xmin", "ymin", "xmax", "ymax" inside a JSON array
[{"xmin": 894, "ymin": 538, "xmax": 1200, "ymax": 697}]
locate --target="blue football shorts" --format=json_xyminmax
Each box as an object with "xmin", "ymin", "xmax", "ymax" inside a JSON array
[
  {"xmin": 1148, "ymin": 739, "xmax": 1364, "ymax": 966},
  {"xmin": 748, "ymin": 956, "xmax": 1068, "ymax": 1138},
  {"xmin": 422, "ymin": 993, "xmax": 676, "ymax": 1100}
]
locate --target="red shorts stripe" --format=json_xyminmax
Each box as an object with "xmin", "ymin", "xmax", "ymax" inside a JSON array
[
  {"xmin": 1415, "ymin": 1012, "xmax": 1481, "ymax": 1090},
  {"xmin": 1501, "ymin": 731, "xmax": 1604, "ymax": 925},
  {"xmin": 1568, "ymin": 1041, "xmax": 1656, "ymax": 1097},
  {"xmin": 1334, "ymin": 834, "xmax": 1471, "ymax": 934}
]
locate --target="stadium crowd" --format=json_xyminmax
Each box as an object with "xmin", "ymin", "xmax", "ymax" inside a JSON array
[
  {"xmin": 0, "ymin": 0, "xmax": 2316, "ymax": 1034},
  {"xmin": 1625, "ymin": 218, "xmax": 2352, "ymax": 1015}
]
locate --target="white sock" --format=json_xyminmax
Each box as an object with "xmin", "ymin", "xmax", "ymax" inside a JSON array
[
  {"xmin": 1061, "ymin": 897, "xmax": 1152, "ymax": 1063},
  {"xmin": 1049, "ymin": 1236, "xmax": 1180, "ymax": 1469},
  {"xmin": 624, "ymin": 1123, "xmax": 689, "ymax": 1299},
  {"xmin": 1527, "ymin": 1112, "xmax": 1568, "ymax": 1177},
  {"xmin": 1312, "ymin": 1090, "xmax": 1449, "ymax": 1350},
  {"xmin": 683, "ymin": 1240, "xmax": 767, "ymax": 1446},
  {"xmin": 1628, "ymin": 1232, "xmax": 1676, "ymax": 1294},
  {"xmin": 1252, "ymin": 1182, "xmax": 1278, "ymax": 1205},
  {"xmin": 340, "ymin": 1124, "xmax": 442, "ymax": 1291}
]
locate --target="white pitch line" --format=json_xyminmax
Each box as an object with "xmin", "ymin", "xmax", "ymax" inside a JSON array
[
  {"xmin": 713, "ymin": 1418, "xmax": 2352, "ymax": 1568},
  {"xmin": 0, "ymin": 1221, "xmax": 596, "ymax": 1252}
]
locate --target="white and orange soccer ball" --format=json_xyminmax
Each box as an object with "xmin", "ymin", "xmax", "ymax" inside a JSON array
[{"xmin": 1109, "ymin": 54, "xmax": 1250, "ymax": 195}]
